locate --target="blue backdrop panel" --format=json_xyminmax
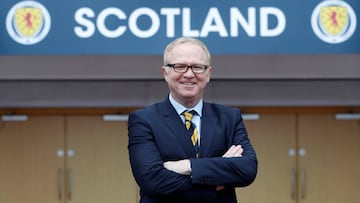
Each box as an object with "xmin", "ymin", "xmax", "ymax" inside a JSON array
[{"xmin": 0, "ymin": 0, "xmax": 359, "ymax": 54}]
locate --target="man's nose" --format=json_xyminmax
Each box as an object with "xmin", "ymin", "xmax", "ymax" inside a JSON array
[{"xmin": 183, "ymin": 66, "xmax": 195, "ymax": 76}]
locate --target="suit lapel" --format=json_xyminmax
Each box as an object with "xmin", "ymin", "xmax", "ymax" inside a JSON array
[
  {"xmin": 199, "ymin": 103, "xmax": 218, "ymax": 157},
  {"xmin": 159, "ymin": 99, "xmax": 196, "ymax": 158}
]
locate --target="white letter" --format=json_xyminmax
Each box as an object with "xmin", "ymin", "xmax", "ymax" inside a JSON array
[
  {"xmin": 161, "ymin": 8, "xmax": 180, "ymax": 37},
  {"xmin": 74, "ymin": 7, "xmax": 96, "ymax": 38},
  {"xmin": 129, "ymin": 8, "xmax": 160, "ymax": 38},
  {"xmin": 97, "ymin": 7, "xmax": 127, "ymax": 38},
  {"xmin": 182, "ymin": 8, "xmax": 199, "ymax": 37},
  {"xmin": 260, "ymin": 7, "xmax": 286, "ymax": 37},
  {"xmin": 230, "ymin": 7, "xmax": 256, "ymax": 37},
  {"xmin": 200, "ymin": 7, "xmax": 228, "ymax": 37}
]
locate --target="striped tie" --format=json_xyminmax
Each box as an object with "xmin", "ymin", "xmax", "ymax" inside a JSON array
[{"xmin": 183, "ymin": 110, "xmax": 200, "ymax": 157}]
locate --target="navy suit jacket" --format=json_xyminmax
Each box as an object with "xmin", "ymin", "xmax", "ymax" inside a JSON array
[{"xmin": 128, "ymin": 98, "xmax": 257, "ymax": 203}]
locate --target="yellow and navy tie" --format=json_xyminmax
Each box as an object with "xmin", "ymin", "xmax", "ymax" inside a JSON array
[{"xmin": 183, "ymin": 110, "xmax": 200, "ymax": 157}]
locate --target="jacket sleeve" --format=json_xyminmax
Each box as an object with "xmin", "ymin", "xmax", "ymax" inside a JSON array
[{"xmin": 190, "ymin": 108, "xmax": 258, "ymax": 187}]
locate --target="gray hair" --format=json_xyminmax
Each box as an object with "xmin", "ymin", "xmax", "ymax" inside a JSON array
[{"xmin": 163, "ymin": 37, "xmax": 211, "ymax": 65}]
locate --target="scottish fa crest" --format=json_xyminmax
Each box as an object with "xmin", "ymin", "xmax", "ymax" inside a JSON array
[
  {"xmin": 311, "ymin": 0, "xmax": 357, "ymax": 44},
  {"xmin": 6, "ymin": 1, "xmax": 51, "ymax": 45}
]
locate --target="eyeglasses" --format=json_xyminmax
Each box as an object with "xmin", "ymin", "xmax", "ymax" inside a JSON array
[{"xmin": 166, "ymin": 63, "xmax": 209, "ymax": 74}]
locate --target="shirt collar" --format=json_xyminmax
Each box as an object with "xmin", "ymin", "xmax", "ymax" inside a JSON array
[{"xmin": 169, "ymin": 94, "xmax": 203, "ymax": 117}]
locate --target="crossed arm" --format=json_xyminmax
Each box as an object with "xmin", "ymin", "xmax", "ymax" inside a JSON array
[
  {"xmin": 163, "ymin": 145, "xmax": 244, "ymax": 191},
  {"xmin": 163, "ymin": 145, "xmax": 243, "ymax": 175}
]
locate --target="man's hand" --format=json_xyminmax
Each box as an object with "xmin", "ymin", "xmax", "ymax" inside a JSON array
[
  {"xmin": 222, "ymin": 145, "xmax": 243, "ymax": 158},
  {"xmin": 163, "ymin": 159, "xmax": 191, "ymax": 175}
]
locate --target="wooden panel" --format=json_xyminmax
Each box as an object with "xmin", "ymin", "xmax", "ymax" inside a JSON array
[
  {"xmin": 1, "ymin": 113, "xmax": 359, "ymax": 203},
  {"xmin": 0, "ymin": 116, "xmax": 64, "ymax": 203},
  {"xmin": 298, "ymin": 114, "xmax": 360, "ymax": 203},
  {"xmin": 236, "ymin": 115, "xmax": 297, "ymax": 203},
  {"xmin": 66, "ymin": 116, "xmax": 137, "ymax": 203}
]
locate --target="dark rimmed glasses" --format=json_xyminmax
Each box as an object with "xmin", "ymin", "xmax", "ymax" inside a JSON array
[{"xmin": 166, "ymin": 63, "xmax": 209, "ymax": 74}]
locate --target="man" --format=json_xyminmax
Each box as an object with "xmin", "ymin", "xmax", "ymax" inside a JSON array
[{"xmin": 128, "ymin": 37, "xmax": 257, "ymax": 203}]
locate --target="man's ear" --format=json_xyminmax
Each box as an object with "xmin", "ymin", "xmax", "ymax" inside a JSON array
[
  {"xmin": 206, "ymin": 66, "xmax": 212, "ymax": 82},
  {"xmin": 161, "ymin": 66, "xmax": 168, "ymax": 82}
]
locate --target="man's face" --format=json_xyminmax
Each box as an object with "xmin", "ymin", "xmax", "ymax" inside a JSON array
[{"xmin": 162, "ymin": 42, "xmax": 212, "ymax": 106}]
